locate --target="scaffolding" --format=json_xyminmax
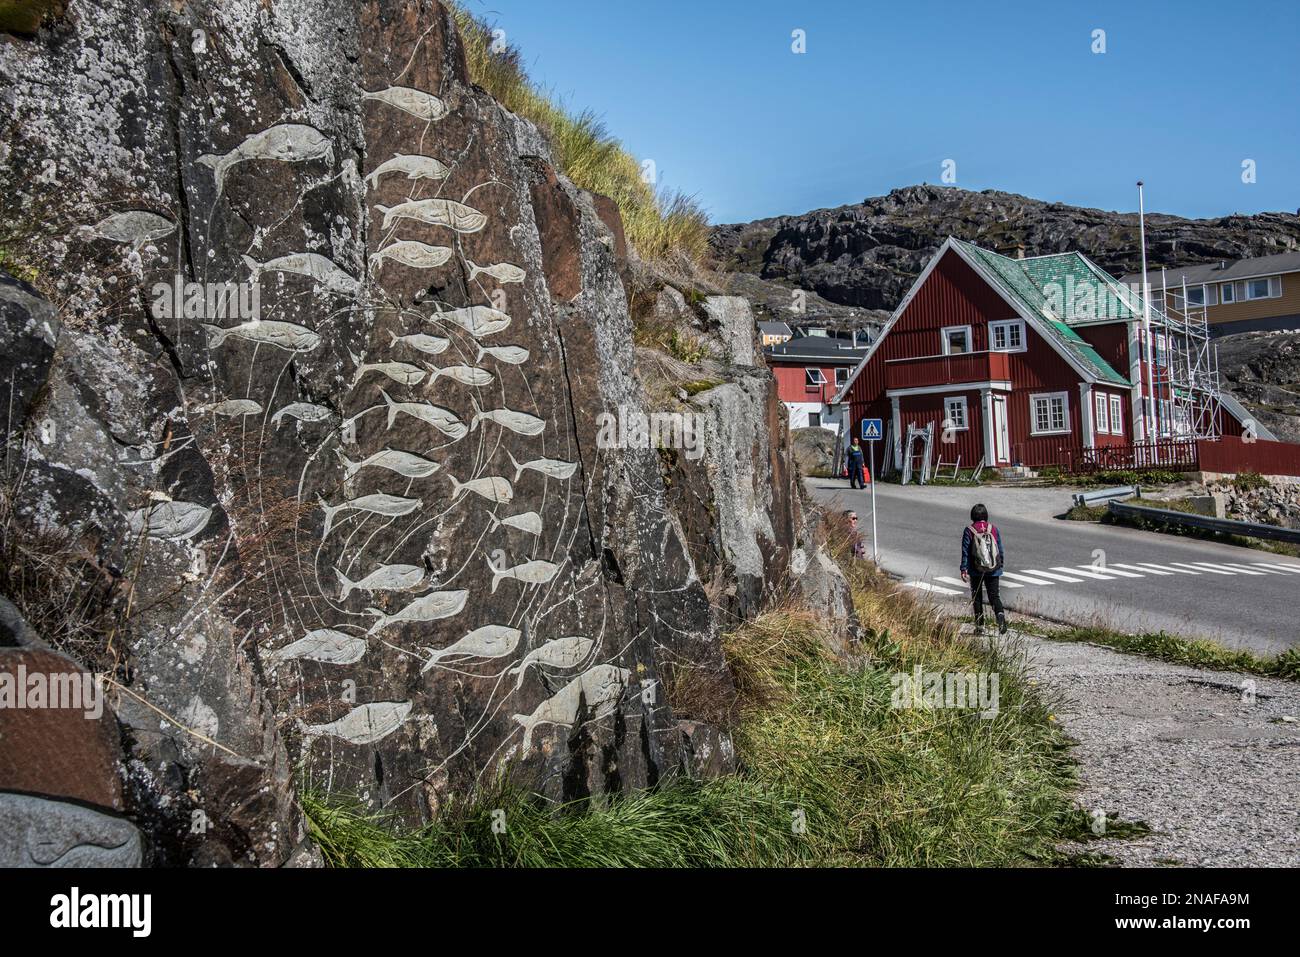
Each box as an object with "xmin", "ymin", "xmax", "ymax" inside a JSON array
[
  {"xmin": 1134, "ymin": 181, "xmax": 1223, "ymax": 445},
  {"xmin": 1143, "ymin": 270, "xmax": 1223, "ymax": 442}
]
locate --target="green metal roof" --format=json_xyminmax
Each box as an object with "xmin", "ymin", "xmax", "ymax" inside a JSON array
[{"xmin": 953, "ymin": 239, "xmax": 1132, "ymax": 387}]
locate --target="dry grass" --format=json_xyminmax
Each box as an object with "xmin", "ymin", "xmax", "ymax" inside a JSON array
[
  {"xmin": 0, "ymin": 468, "xmax": 130, "ymax": 676},
  {"xmin": 450, "ymin": 3, "xmax": 711, "ymax": 265}
]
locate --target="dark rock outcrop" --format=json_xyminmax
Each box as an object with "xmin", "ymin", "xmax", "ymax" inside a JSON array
[{"xmin": 712, "ymin": 185, "xmax": 1300, "ymax": 312}]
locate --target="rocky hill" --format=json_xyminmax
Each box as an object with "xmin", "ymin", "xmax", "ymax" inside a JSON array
[
  {"xmin": 0, "ymin": 0, "xmax": 849, "ymax": 866},
  {"xmin": 711, "ymin": 184, "xmax": 1300, "ymax": 311}
]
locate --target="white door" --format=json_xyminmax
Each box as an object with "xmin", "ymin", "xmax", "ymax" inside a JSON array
[{"xmin": 992, "ymin": 396, "xmax": 1010, "ymax": 464}]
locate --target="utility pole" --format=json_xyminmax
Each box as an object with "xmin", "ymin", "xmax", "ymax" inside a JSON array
[{"xmin": 1137, "ymin": 181, "xmax": 1155, "ymax": 446}]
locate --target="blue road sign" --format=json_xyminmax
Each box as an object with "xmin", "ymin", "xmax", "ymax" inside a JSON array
[{"xmin": 861, "ymin": 418, "xmax": 883, "ymax": 441}]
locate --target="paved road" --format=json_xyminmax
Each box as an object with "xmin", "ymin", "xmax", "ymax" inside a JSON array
[{"xmin": 807, "ymin": 478, "xmax": 1300, "ymax": 655}]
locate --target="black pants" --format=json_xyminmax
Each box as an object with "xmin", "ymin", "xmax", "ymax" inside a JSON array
[
  {"xmin": 970, "ymin": 571, "xmax": 1004, "ymax": 627},
  {"xmin": 848, "ymin": 459, "xmax": 865, "ymax": 488}
]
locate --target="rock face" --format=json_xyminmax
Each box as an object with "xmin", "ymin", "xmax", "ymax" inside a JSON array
[
  {"xmin": 0, "ymin": 0, "xmax": 847, "ymax": 862},
  {"xmin": 712, "ymin": 184, "xmax": 1300, "ymax": 311},
  {"xmin": 1215, "ymin": 332, "xmax": 1300, "ymax": 444}
]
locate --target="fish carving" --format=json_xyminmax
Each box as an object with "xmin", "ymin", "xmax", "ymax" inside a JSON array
[
  {"xmin": 448, "ymin": 474, "xmax": 513, "ymax": 504},
  {"xmin": 242, "ymin": 253, "xmax": 359, "ymax": 297},
  {"xmin": 467, "ymin": 260, "xmax": 526, "ymax": 284},
  {"xmin": 488, "ymin": 555, "xmax": 559, "ymax": 594},
  {"xmin": 198, "ymin": 124, "xmax": 334, "ymax": 196},
  {"xmin": 300, "ymin": 701, "xmax": 412, "ymax": 746},
  {"xmin": 369, "ymin": 241, "xmax": 454, "ymax": 272},
  {"xmin": 127, "ymin": 501, "xmax": 213, "ymax": 541},
  {"xmin": 335, "ymin": 563, "xmax": 426, "ymax": 601},
  {"xmin": 425, "ymin": 364, "xmax": 494, "ymax": 387},
  {"xmin": 389, "ymin": 330, "xmax": 451, "ymax": 355},
  {"xmin": 336, "ymin": 448, "xmax": 440, "ymax": 480},
  {"xmin": 88, "ymin": 211, "xmax": 176, "ymax": 249},
  {"xmin": 319, "ymin": 492, "xmax": 421, "ymax": 539},
  {"xmin": 505, "ymin": 449, "xmax": 578, "ymax": 482},
  {"xmin": 362, "ymin": 86, "xmax": 449, "ymax": 122},
  {"xmin": 365, "ymin": 153, "xmax": 451, "ymax": 187},
  {"xmin": 509, "ymin": 636, "xmax": 595, "ymax": 690},
  {"xmin": 485, "ymin": 510, "xmax": 542, "ymax": 536},
  {"xmin": 272, "ymin": 402, "xmax": 334, "ymax": 428},
  {"xmin": 421, "ymin": 625, "xmax": 522, "ymax": 673},
  {"xmin": 202, "ymin": 319, "xmax": 320, "ymax": 353},
  {"xmin": 373, "ymin": 198, "xmax": 487, "ymax": 233},
  {"xmin": 365, "ymin": 590, "xmax": 469, "ymax": 636},
  {"xmin": 269, "ymin": 629, "xmax": 368, "ymax": 666},
  {"xmin": 435, "ymin": 305, "xmax": 511, "ymax": 337},
  {"xmin": 378, "ymin": 389, "xmax": 467, "ymax": 439},
  {"xmin": 476, "ymin": 344, "xmax": 530, "ymax": 365},
  {"xmin": 512, "ymin": 665, "xmax": 629, "ymax": 753},
  {"xmin": 470, "ymin": 397, "xmax": 545, "ymax": 436}
]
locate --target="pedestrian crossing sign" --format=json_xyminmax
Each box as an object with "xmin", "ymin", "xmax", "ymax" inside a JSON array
[{"xmin": 861, "ymin": 418, "xmax": 883, "ymax": 441}]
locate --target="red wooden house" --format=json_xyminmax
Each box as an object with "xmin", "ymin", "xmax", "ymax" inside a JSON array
[{"xmin": 832, "ymin": 237, "xmax": 1264, "ymax": 475}]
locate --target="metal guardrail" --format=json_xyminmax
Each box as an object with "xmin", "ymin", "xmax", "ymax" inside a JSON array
[
  {"xmin": 1073, "ymin": 485, "xmax": 1141, "ymax": 508},
  {"xmin": 1107, "ymin": 501, "xmax": 1300, "ymax": 545}
]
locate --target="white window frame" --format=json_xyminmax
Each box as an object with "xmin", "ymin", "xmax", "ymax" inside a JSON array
[
  {"xmin": 834, "ymin": 367, "xmax": 849, "ymax": 387},
  {"xmin": 1094, "ymin": 392, "xmax": 1109, "ymax": 434},
  {"xmin": 1109, "ymin": 394, "xmax": 1123, "ymax": 436},
  {"xmin": 806, "ymin": 368, "xmax": 826, "ymax": 387},
  {"xmin": 940, "ymin": 324, "xmax": 973, "ymax": 356},
  {"xmin": 1029, "ymin": 391, "xmax": 1070, "ymax": 436},
  {"xmin": 943, "ymin": 395, "xmax": 969, "ymax": 431},
  {"xmin": 1219, "ymin": 282, "xmax": 1235, "ymax": 304},
  {"xmin": 989, "ymin": 319, "xmax": 1026, "ymax": 353},
  {"xmin": 1245, "ymin": 277, "xmax": 1278, "ymax": 300},
  {"xmin": 1185, "ymin": 284, "xmax": 1207, "ymax": 307},
  {"xmin": 807, "ymin": 411, "xmax": 822, "ymax": 428}
]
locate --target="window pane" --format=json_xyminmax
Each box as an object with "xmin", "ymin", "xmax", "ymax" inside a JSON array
[{"xmin": 1248, "ymin": 279, "xmax": 1270, "ymax": 299}]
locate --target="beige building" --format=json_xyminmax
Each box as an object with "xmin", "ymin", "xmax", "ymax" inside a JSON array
[{"xmin": 1123, "ymin": 251, "xmax": 1300, "ymax": 335}]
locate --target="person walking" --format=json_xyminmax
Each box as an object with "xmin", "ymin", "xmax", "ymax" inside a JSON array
[
  {"xmin": 846, "ymin": 438, "xmax": 866, "ymax": 490},
  {"xmin": 959, "ymin": 503, "xmax": 1006, "ymax": 635}
]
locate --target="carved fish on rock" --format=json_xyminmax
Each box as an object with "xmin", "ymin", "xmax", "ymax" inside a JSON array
[
  {"xmin": 421, "ymin": 625, "xmax": 522, "ymax": 673},
  {"xmin": 197, "ymin": 124, "xmax": 334, "ymax": 196},
  {"xmin": 512, "ymin": 665, "xmax": 629, "ymax": 753},
  {"xmin": 300, "ymin": 701, "xmax": 412, "ymax": 746}
]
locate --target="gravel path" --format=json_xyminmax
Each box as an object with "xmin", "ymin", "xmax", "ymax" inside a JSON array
[{"xmin": 1022, "ymin": 635, "xmax": 1300, "ymax": 867}]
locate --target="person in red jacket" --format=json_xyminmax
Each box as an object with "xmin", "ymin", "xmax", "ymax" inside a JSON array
[{"xmin": 959, "ymin": 503, "xmax": 1007, "ymax": 635}]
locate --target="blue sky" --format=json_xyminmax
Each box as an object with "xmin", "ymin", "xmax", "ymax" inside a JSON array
[{"xmin": 462, "ymin": 0, "xmax": 1299, "ymax": 224}]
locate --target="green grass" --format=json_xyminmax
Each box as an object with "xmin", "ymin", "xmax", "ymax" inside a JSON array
[
  {"xmin": 449, "ymin": 4, "xmax": 710, "ymax": 265},
  {"xmin": 1064, "ymin": 503, "xmax": 1108, "ymax": 522},
  {"xmin": 1024, "ymin": 621, "xmax": 1300, "ymax": 680},
  {"xmin": 303, "ymin": 776, "xmax": 810, "ymax": 868}
]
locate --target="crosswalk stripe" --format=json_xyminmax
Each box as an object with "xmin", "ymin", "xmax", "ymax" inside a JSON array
[
  {"xmin": 1054, "ymin": 566, "xmax": 1119, "ymax": 580},
  {"xmin": 1112, "ymin": 563, "xmax": 1174, "ymax": 576},
  {"xmin": 1020, "ymin": 568, "xmax": 1084, "ymax": 583},
  {"xmin": 935, "ymin": 576, "xmax": 969, "ymax": 588},
  {"xmin": 1192, "ymin": 561, "xmax": 1265, "ymax": 575},
  {"xmin": 903, "ymin": 580, "xmax": 963, "ymax": 596},
  {"xmin": 1088, "ymin": 565, "xmax": 1145, "ymax": 578},
  {"xmin": 1001, "ymin": 571, "xmax": 1054, "ymax": 586},
  {"xmin": 1171, "ymin": 562, "xmax": 1234, "ymax": 575},
  {"xmin": 1224, "ymin": 562, "xmax": 1286, "ymax": 574},
  {"xmin": 1137, "ymin": 562, "xmax": 1200, "ymax": 575},
  {"xmin": 1252, "ymin": 562, "xmax": 1300, "ymax": 574}
]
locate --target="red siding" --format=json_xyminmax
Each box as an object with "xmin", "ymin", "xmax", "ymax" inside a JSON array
[
  {"xmin": 771, "ymin": 361, "xmax": 846, "ymax": 405},
  {"xmin": 1198, "ymin": 435, "xmax": 1300, "ymax": 477},
  {"xmin": 847, "ymin": 248, "xmax": 1086, "ymax": 468},
  {"xmin": 1077, "ymin": 323, "xmax": 1131, "ymax": 381}
]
